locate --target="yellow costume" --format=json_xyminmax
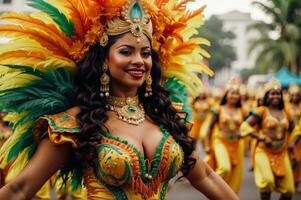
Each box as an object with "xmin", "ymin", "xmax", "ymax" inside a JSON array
[
  {"xmin": 33, "ymin": 111, "xmax": 184, "ymax": 199},
  {"xmin": 207, "ymin": 105, "xmax": 245, "ymax": 193},
  {"xmin": 285, "ymin": 102, "xmax": 301, "ymax": 127},
  {"xmin": 190, "ymin": 97, "xmax": 211, "ymax": 141},
  {"xmin": 240, "ymin": 106, "xmax": 295, "ymax": 195},
  {"xmin": 289, "ymin": 116, "xmax": 301, "ymax": 184},
  {"xmin": 0, "ymin": 0, "xmax": 213, "ymax": 199}
]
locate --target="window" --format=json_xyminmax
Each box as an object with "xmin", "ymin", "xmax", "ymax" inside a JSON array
[{"xmin": 2, "ymin": 0, "xmax": 12, "ymax": 4}]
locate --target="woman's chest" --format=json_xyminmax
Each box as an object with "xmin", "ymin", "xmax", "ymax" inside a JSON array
[
  {"xmin": 92, "ymin": 126, "xmax": 184, "ymax": 188},
  {"xmin": 219, "ymin": 107, "xmax": 243, "ymax": 128}
]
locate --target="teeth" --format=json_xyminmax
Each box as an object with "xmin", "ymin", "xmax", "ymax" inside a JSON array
[{"xmin": 127, "ymin": 71, "xmax": 143, "ymax": 74}]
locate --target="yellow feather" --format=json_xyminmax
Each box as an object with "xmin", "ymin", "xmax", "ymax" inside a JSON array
[
  {"xmin": 0, "ymin": 13, "xmax": 72, "ymax": 46},
  {"xmin": 0, "ymin": 39, "xmax": 75, "ymax": 70},
  {"xmin": 0, "ymin": 72, "xmax": 38, "ymax": 90},
  {"xmin": 0, "ymin": 25, "xmax": 71, "ymax": 58},
  {"xmin": 0, "ymin": 119, "xmax": 32, "ymax": 167},
  {"xmin": 5, "ymin": 147, "xmax": 31, "ymax": 183}
]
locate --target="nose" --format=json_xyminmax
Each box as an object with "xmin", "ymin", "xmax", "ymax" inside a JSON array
[{"xmin": 131, "ymin": 52, "xmax": 144, "ymax": 66}]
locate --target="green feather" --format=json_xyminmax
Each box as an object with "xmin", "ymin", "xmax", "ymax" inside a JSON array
[
  {"xmin": 7, "ymin": 128, "xmax": 34, "ymax": 162},
  {"xmin": 164, "ymin": 78, "xmax": 193, "ymax": 121},
  {"xmin": 27, "ymin": 0, "xmax": 75, "ymax": 37},
  {"xmin": 0, "ymin": 64, "xmax": 82, "ymax": 187},
  {"xmin": 0, "ymin": 65, "xmax": 75, "ymax": 161}
]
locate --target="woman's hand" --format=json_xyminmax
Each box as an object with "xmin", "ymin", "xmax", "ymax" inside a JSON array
[{"xmin": 262, "ymin": 136, "xmax": 272, "ymax": 147}]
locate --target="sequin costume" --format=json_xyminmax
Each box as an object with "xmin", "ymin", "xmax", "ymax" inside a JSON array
[
  {"xmin": 240, "ymin": 106, "xmax": 295, "ymax": 195},
  {"xmin": 33, "ymin": 111, "xmax": 184, "ymax": 199},
  {"xmin": 290, "ymin": 118, "xmax": 301, "ymax": 183},
  {"xmin": 206, "ymin": 105, "xmax": 246, "ymax": 193},
  {"xmin": 0, "ymin": 0, "xmax": 213, "ymax": 199}
]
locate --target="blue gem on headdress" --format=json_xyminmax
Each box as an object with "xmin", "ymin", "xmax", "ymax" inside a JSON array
[{"xmin": 130, "ymin": 2, "xmax": 143, "ymax": 22}]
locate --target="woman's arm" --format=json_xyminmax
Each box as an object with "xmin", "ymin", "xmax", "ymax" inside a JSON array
[
  {"xmin": 0, "ymin": 138, "xmax": 72, "ymax": 200},
  {"xmin": 185, "ymin": 151, "xmax": 239, "ymax": 200}
]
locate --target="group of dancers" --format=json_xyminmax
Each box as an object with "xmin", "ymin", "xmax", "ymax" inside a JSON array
[{"xmin": 191, "ymin": 78, "xmax": 301, "ymax": 200}]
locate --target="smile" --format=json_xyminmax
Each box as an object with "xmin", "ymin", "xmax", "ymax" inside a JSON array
[{"xmin": 126, "ymin": 68, "xmax": 145, "ymax": 79}]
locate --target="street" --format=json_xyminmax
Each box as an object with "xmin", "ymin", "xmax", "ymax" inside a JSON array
[{"xmin": 166, "ymin": 144, "xmax": 301, "ymax": 200}]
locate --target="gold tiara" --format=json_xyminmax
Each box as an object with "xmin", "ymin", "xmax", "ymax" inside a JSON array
[
  {"xmin": 263, "ymin": 77, "xmax": 281, "ymax": 93},
  {"xmin": 225, "ymin": 78, "xmax": 240, "ymax": 91},
  {"xmin": 288, "ymin": 83, "xmax": 300, "ymax": 94},
  {"xmin": 99, "ymin": 0, "xmax": 153, "ymax": 46}
]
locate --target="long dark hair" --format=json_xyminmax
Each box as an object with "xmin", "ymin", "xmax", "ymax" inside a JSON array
[{"xmin": 73, "ymin": 35, "xmax": 195, "ymax": 175}]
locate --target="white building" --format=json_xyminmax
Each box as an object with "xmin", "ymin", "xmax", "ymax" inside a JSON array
[
  {"xmin": 217, "ymin": 10, "xmax": 259, "ymax": 70},
  {"xmin": 0, "ymin": 0, "xmax": 34, "ymax": 44},
  {"xmin": 0, "ymin": 0, "xmax": 34, "ymax": 13},
  {"xmin": 212, "ymin": 10, "xmax": 259, "ymax": 85}
]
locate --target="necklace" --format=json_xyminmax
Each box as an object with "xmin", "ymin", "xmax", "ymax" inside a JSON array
[{"xmin": 106, "ymin": 95, "xmax": 145, "ymax": 125}]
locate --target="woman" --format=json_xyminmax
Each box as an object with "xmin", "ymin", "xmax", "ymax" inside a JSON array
[
  {"xmin": 285, "ymin": 83, "xmax": 301, "ymax": 190},
  {"xmin": 190, "ymin": 89, "xmax": 211, "ymax": 145},
  {"xmin": 240, "ymin": 78, "xmax": 295, "ymax": 200},
  {"xmin": 0, "ymin": 0, "xmax": 237, "ymax": 199},
  {"xmin": 204, "ymin": 79, "xmax": 246, "ymax": 193},
  {"xmin": 285, "ymin": 83, "xmax": 301, "ymax": 128}
]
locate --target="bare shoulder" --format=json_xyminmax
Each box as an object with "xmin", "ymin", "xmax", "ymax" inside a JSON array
[{"xmin": 65, "ymin": 106, "xmax": 81, "ymax": 117}]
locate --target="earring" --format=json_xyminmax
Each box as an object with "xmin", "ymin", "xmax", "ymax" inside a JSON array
[
  {"xmin": 100, "ymin": 63, "xmax": 110, "ymax": 97},
  {"xmin": 145, "ymin": 74, "xmax": 152, "ymax": 97}
]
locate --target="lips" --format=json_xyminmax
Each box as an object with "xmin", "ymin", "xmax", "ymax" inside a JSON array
[{"xmin": 126, "ymin": 68, "xmax": 145, "ymax": 79}]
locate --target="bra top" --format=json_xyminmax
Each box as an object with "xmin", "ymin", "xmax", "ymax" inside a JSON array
[
  {"xmin": 36, "ymin": 111, "xmax": 184, "ymax": 199},
  {"xmin": 93, "ymin": 125, "xmax": 184, "ymax": 198},
  {"xmin": 262, "ymin": 109, "xmax": 289, "ymax": 131},
  {"xmin": 219, "ymin": 106, "xmax": 243, "ymax": 132}
]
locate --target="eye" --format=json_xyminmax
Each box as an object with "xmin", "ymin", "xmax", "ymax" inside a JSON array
[
  {"xmin": 141, "ymin": 51, "xmax": 151, "ymax": 58},
  {"xmin": 119, "ymin": 49, "xmax": 131, "ymax": 56}
]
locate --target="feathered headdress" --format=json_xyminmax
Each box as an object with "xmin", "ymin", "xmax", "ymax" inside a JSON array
[{"xmin": 0, "ymin": 0, "xmax": 213, "ymax": 188}]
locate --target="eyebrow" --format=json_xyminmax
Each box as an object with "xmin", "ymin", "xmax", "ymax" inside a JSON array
[{"xmin": 117, "ymin": 44, "xmax": 151, "ymax": 50}]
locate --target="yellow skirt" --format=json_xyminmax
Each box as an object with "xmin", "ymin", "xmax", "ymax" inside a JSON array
[
  {"xmin": 213, "ymin": 137, "xmax": 244, "ymax": 193},
  {"xmin": 254, "ymin": 146, "xmax": 294, "ymax": 195}
]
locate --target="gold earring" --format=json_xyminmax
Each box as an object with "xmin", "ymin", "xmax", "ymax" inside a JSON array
[
  {"xmin": 145, "ymin": 74, "xmax": 152, "ymax": 97},
  {"xmin": 100, "ymin": 63, "xmax": 110, "ymax": 97}
]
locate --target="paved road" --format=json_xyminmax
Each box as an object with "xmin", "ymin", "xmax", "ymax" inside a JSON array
[{"xmin": 166, "ymin": 144, "xmax": 301, "ymax": 200}]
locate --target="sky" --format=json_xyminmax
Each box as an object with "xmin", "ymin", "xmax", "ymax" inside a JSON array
[{"xmin": 187, "ymin": 0, "xmax": 269, "ymax": 21}]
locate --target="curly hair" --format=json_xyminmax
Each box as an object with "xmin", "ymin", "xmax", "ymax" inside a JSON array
[{"xmin": 73, "ymin": 35, "xmax": 195, "ymax": 176}]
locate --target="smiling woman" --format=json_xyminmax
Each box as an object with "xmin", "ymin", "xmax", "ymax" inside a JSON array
[
  {"xmin": 240, "ymin": 77, "xmax": 295, "ymax": 200},
  {"xmin": 0, "ymin": 0, "xmax": 237, "ymax": 200}
]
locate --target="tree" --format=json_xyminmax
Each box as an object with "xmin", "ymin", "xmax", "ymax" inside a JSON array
[
  {"xmin": 248, "ymin": 0, "xmax": 301, "ymax": 75},
  {"xmin": 195, "ymin": 15, "xmax": 236, "ymax": 72}
]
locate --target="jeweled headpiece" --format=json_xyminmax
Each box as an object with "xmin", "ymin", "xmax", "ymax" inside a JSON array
[
  {"xmin": 225, "ymin": 78, "xmax": 240, "ymax": 92},
  {"xmin": 100, "ymin": 0, "xmax": 153, "ymax": 46},
  {"xmin": 263, "ymin": 77, "xmax": 282, "ymax": 94},
  {"xmin": 0, "ymin": 0, "xmax": 213, "ymax": 97},
  {"xmin": 288, "ymin": 83, "xmax": 300, "ymax": 95}
]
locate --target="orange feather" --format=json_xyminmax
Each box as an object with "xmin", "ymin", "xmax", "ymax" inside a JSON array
[
  {"xmin": 179, "ymin": 5, "xmax": 206, "ymax": 22},
  {"xmin": 0, "ymin": 13, "xmax": 72, "ymax": 46},
  {"xmin": 0, "ymin": 25, "xmax": 70, "ymax": 58}
]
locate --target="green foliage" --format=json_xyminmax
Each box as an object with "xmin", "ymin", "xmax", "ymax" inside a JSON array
[
  {"xmin": 248, "ymin": 0, "xmax": 301, "ymax": 75},
  {"xmin": 195, "ymin": 15, "xmax": 236, "ymax": 71},
  {"xmin": 27, "ymin": 0, "xmax": 75, "ymax": 37}
]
